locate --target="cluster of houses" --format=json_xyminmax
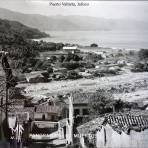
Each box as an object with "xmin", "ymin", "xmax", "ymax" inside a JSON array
[
  {"xmin": 19, "ymin": 45, "xmax": 135, "ymax": 84},
  {"xmin": 5, "ymin": 89, "xmax": 148, "ymax": 148},
  {"xmin": 1, "ymin": 47, "xmax": 148, "ymax": 148}
]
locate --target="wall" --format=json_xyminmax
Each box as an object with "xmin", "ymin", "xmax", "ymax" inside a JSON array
[
  {"xmin": 74, "ymin": 106, "xmax": 89, "ymax": 116},
  {"xmin": 34, "ymin": 113, "xmax": 58, "ymax": 121},
  {"xmin": 96, "ymin": 124, "xmax": 148, "ymax": 148}
]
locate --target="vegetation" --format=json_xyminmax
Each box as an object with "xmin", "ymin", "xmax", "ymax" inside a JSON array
[
  {"xmin": 0, "ymin": 18, "xmax": 49, "ymax": 39},
  {"xmin": 138, "ymin": 49, "xmax": 148, "ymax": 61},
  {"xmin": 84, "ymin": 52, "xmax": 103, "ymax": 62},
  {"xmin": 61, "ymin": 62, "xmax": 82, "ymax": 70},
  {"xmin": 90, "ymin": 43, "xmax": 98, "ymax": 47},
  {"xmin": 132, "ymin": 62, "xmax": 148, "ymax": 72},
  {"xmin": 88, "ymin": 89, "xmax": 114, "ymax": 115},
  {"xmin": 0, "ymin": 19, "xmax": 65, "ymax": 73},
  {"xmin": 88, "ymin": 89, "xmax": 139, "ymax": 115},
  {"xmin": 132, "ymin": 49, "xmax": 148, "ymax": 72},
  {"xmin": 67, "ymin": 70, "xmax": 82, "ymax": 79}
]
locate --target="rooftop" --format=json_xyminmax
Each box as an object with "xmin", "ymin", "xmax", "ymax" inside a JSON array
[
  {"xmin": 35, "ymin": 105, "xmax": 61, "ymax": 115},
  {"xmin": 64, "ymin": 91, "xmax": 95, "ymax": 105},
  {"xmin": 10, "ymin": 107, "xmax": 35, "ymax": 120},
  {"xmin": 63, "ymin": 46, "xmax": 78, "ymax": 50},
  {"xmin": 31, "ymin": 121, "xmax": 58, "ymax": 135},
  {"xmin": 77, "ymin": 110, "xmax": 148, "ymax": 135}
]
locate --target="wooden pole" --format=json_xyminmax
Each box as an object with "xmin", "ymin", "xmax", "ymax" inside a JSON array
[
  {"xmin": 0, "ymin": 97, "xmax": 3, "ymax": 123},
  {"xmin": 0, "ymin": 97, "xmax": 5, "ymax": 140},
  {"xmin": 5, "ymin": 83, "xmax": 8, "ymax": 121}
]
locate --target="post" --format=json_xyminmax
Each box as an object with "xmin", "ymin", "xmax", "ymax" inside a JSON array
[
  {"xmin": 68, "ymin": 95, "xmax": 73, "ymax": 145},
  {"xmin": 0, "ymin": 97, "xmax": 5, "ymax": 140},
  {"xmin": 5, "ymin": 85, "xmax": 8, "ymax": 121},
  {"xmin": 0, "ymin": 97, "xmax": 3, "ymax": 124}
]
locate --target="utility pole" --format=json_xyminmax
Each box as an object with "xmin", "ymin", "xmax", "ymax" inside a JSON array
[
  {"xmin": 68, "ymin": 95, "xmax": 73, "ymax": 146},
  {"xmin": 5, "ymin": 83, "xmax": 8, "ymax": 121},
  {"xmin": 0, "ymin": 97, "xmax": 4, "ymax": 140}
]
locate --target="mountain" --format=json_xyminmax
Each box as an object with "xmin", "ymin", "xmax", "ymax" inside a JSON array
[
  {"xmin": 0, "ymin": 18, "xmax": 49, "ymax": 39},
  {"xmin": 0, "ymin": 7, "xmax": 148, "ymax": 31}
]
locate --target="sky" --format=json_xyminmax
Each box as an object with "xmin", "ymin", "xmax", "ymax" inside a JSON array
[{"xmin": 0, "ymin": 0, "xmax": 148, "ymax": 21}]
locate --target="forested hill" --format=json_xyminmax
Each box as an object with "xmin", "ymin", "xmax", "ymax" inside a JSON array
[
  {"xmin": 0, "ymin": 18, "xmax": 61, "ymax": 73},
  {"xmin": 0, "ymin": 18, "xmax": 49, "ymax": 41}
]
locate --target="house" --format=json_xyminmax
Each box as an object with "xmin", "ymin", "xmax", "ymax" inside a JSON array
[
  {"xmin": 39, "ymin": 51, "xmax": 68, "ymax": 60},
  {"xmin": 63, "ymin": 46, "xmax": 80, "ymax": 54},
  {"xmin": 78, "ymin": 72, "xmax": 93, "ymax": 79},
  {"xmin": 10, "ymin": 107, "xmax": 35, "ymax": 122},
  {"xmin": 77, "ymin": 110, "xmax": 148, "ymax": 148},
  {"xmin": 25, "ymin": 71, "xmax": 47, "ymax": 83},
  {"xmin": 93, "ymin": 51, "xmax": 106, "ymax": 59},
  {"xmin": 64, "ymin": 92, "xmax": 93, "ymax": 117},
  {"xmin": 29, "ymin": 120, "xmax": 67, "ymax": 147},
  {"xmin": 34, "ymin": 105, "xmax": 62, "ymax": 121},
  {"xmin": 53, "ymin": 67, "xmax": 67, "ymax": 73}
]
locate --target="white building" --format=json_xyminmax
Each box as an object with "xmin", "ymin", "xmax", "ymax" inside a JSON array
[{"xmin": 63, "ymin": 46, "xmax": 80, "ymax": 54}]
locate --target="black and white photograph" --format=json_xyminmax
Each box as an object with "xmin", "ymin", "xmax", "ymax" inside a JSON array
[{"xmin": 0, "ymin": 0, "xmax": 148, "ymax": 147}]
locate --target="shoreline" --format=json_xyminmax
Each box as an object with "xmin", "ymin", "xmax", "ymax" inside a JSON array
[
  {"xmin": 33, "ymin": 37, "xmax": 142, "ymax": 52},
  {"xmin": 33, "ymin": 38, "xmax": 143, "ymax": 52}
]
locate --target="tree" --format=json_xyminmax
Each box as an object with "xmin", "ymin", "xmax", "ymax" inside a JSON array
[
  {"xmin": 47, "ymin": 67, "xmax": 53, "ymax": 74},
  {"xmin": 90, "ymin": 43, "xmax": 98, "ymax": 47},
  {"xmin": 88, "ymin": 89, "xmax": 113, "ymax": 115},
  {"xmin": 50, "ymin": 56, "xmax": 57, "ymax": 63},
  {"xmin": 59, "ymin": 55, "xmax": 65, "ymax": 63},
  {"xmin": 138, "ymin": 49, "xmax": 148, "ymax": 61},
  {"xmin": 61, "ymin": 62, "xmax": 80, "ymax": 70},
  {"xmin": 67, "ymin": 71, "xmax": 82, "ymax": 79}
]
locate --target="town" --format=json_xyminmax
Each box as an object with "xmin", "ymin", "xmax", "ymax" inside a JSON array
[
  {"xmin": 0, "ymin": 2, "xmax": 148, "ymax": 148},
  {"xmin": 0, "ymin": 42, "xmax": 148, "ymax": 148}
]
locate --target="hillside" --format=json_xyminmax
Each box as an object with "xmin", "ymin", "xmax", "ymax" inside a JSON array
[
  {"xmin": 0, "ymin": 18, "xmax": 49, "ymax": 40},
  {"xmin": 0, "ymin": 7, "xmax": 148, "ymax": 31},
  {"xmin": 0, "ymin": 18, "xmax": 58, "ymax": 73}
]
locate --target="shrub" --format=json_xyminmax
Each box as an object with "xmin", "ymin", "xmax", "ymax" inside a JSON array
[
  {"xmin": 67, "ymin": 71, "xmax": 82, "ymax": 79},
  {"xmin": 138, "ymin": 49, "xmax": 148, "ymax": 61},
  {"xmin": 61, "ymin": 62, "xmax": 81, "ymax": 70},
  {"xmin": 90, "ymin": 43, "xmax": 98, "ymax": 47},
  {"xmin": 132, "ymin": 62, "xmax": 148, "ymax": 72}
]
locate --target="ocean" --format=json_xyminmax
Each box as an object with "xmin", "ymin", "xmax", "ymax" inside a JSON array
[{"xmin": 35, "ymin": 30, "xmax": 148, "ymax": 49}]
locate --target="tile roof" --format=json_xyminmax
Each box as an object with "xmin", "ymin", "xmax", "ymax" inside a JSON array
[
  {"xmin": 77, "ymin": 110, "xmax": 148, "ymax": 135},
  {"xmin": 36, "ymin": 105, "xmax": 61, "ymax": 115},
  {"xmin": 31, "ymin": 121, "xmax": 59, "ymax": 134},
  {"xmin": 106, "ymin": 112, "xmax": 148, "ymax": 134},
  {"xmin": 10, "ymin": 107, "xmax": 35, "ymax": 120}
]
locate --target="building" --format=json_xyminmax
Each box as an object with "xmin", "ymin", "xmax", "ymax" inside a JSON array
[
  {"xmin": 34, "ymin": 104, "xmax": 62, "ymax": 121},
  {"xmin": 29, "ymin": 120, "xmax": 66, "ymax": 147},
  {"xmin": 63, "ymin": 46, "xmax": 80, "ymax": 54},
  {"xmin": 64, "ymin": 92, "xmax": 94, "ymax": 118},
  {"xmin": 77, "ymin": 110, "xmax": 148, "ymax": 148},
  {"xmin": 25, "ymin": 71, "xmax": 48, "ymax": 83},
  {"xmin": 39, "ymin": 51, "xmax": 68, "ymax": 60},
  {"xmin": 10, "ymin": 107, "xmax": 35, "ymax": 122}
]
